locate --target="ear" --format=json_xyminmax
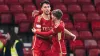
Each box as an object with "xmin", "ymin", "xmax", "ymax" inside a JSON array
[
  {"xmin": 50, "ymin": 7, "xmax": 51, "ymax": 10},
  {"xmin": 41, "ymin": 7, "xmax": 43, "ymax": 11}
]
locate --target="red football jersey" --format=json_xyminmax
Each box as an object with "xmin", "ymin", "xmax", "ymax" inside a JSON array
[
  {"xmin": 32, "ymin": 15, "xmax": 53, "ymax": 50},
  {"xmin": 35, "ymin": 21, "xmax": 67, "ymax": 54}
]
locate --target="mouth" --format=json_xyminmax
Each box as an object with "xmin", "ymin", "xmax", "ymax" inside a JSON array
[{"xmin": 46, "ymin": 10, "xmax": 49, "ymax": 13}]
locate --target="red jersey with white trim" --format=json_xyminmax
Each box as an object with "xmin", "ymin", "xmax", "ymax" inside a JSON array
[
  {"xmin": 32, "ymin": 15, "xmax": 53, "ymax": 51},
  {"xmin": 35, "ymin": 21, "xmax": 67, "ymax": 53}
]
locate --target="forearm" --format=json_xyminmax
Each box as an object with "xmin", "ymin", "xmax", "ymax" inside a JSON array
[
  {"xmin": 64, "ymin": 29, "xmax": 75, "ymax": 37},
  {"xmin": 36, "ymin": 35, "xmax": 52, "ymax": 39},
  {"xmin": 36, "ymin": 30, "xmax": 54, "ymax": 37}
]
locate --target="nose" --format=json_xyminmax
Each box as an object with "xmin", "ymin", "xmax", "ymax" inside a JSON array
[
  {"xmin": 46, "ymin": 7, "xmax": 50, "ymax": 10},
  {"xmin": 46, "ymin": 8, "xmax": 49, "ymax": 10}
]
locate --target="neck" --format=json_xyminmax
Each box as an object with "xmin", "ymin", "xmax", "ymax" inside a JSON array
[
  {"xmin": 42, "ymin": 13, "xmax": 50, "ymax": 20},
  {"xmin": 54, "ymin": 20, "xmax": 60, "ymax": 25}
]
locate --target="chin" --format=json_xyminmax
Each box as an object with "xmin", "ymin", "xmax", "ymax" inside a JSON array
[{"xmin": 45, "ymin": 13, "xmax": 49, "ymax": 15}]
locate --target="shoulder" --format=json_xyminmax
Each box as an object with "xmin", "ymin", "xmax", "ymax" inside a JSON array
[
  {"xmin": 58, "ymin": 21, "xmax": 65, "ymax": 30},
  {"xmin": 35, "ymin": 15, "xmax": 42, "ymax": 22},
  {"xmin": 61, "ymin": 21, "xmax": 65, "ymax": 27},
  {"xmin": 53, "ymin": 21, "xmax": 64, "ymax": 32}
]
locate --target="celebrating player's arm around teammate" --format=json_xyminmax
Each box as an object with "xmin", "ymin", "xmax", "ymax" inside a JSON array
[{"xmin": 32, "ymin": 9, "xmax": 76, "ymax": 56}]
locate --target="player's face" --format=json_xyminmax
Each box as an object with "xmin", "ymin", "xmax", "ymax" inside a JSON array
[
  {"xmin": 41, "ymin": 3, "xmax": 51, "ymax": 15},
  {"xmin": 51, "ymin": 14, "xmax": 57, "ymax": 21}
]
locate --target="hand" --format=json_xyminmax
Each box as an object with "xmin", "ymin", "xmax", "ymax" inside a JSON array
[
  {"xmin": 72, "ymin": 35, "xmax": 76, "ymax": 41},
  {"xmin": 31, "ymin": 48, "xmax": 33, "ymax": 50},
  {"xmin": 32, "ymin": 10, "xmax": 39, "ymax": 17},
  {"xmin": 31, "ymin": 28, "xmax": 36, "ymax": 33}
]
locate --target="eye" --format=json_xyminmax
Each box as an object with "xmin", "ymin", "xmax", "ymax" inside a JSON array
[
  {"xmin": 44, "ymin": 6, "xmax": 46, "ymax": 8},
  {"xmin": 48, "ymin": 6, "xmax": 50, "ymax": 8}
]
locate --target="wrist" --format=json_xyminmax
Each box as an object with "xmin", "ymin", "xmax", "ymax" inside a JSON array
[{"xmin": 71, "ymin": 34, "xmax": 75, "ymax": 37}]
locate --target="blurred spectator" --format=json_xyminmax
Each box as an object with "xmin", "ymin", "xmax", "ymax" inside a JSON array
[{"xmin": 0, "ymin": 28, "xmax": 24, "ymax": 56}]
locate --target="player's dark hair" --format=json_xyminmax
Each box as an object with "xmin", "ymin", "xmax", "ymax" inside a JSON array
[
  {"xmin": 40, "ymin": 0, "xmax": 50, "ymax": 7},
  {"xmin": 52, "ymin": 9, "xmax": 63, "ymax": 20}
]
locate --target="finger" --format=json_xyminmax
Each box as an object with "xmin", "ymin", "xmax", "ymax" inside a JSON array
[
  {"xmin": 32, "ymin": 10, "xmax": 39, "ymax": 16},
  {"xmin": 32, "ymin": 29, "xmax": 33, "ymax": 31},
  {"xmin": 31, "ymin": 29, "xmax": 34, "ymax": 32},
  {"xmin": 73, "ymin": 38, "xmax": 75, "ymax": 41},
  {"xmin": 73, "ymin": 37, "xmax": 76, "ymax": 41}
]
